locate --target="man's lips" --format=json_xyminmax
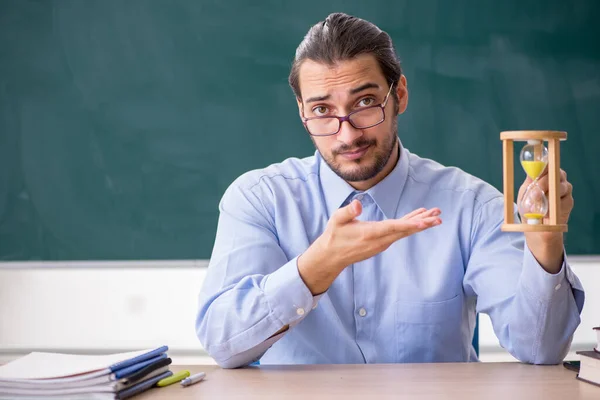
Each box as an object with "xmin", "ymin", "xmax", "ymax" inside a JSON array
[{"xmin": 338, "ymin": 144, "xmax": 371, "ymax": 160}]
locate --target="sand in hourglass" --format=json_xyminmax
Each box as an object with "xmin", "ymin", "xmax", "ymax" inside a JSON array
[
  {"xmin": 521, "ymin": 161, "xmax": 546, "ymax": 181},
  {"xmin": 520, "ymin": 160, "xmax": 547, "ymax": 221}
]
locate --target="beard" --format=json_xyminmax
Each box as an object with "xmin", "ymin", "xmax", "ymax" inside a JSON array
[{"xmin": 315, "ymin": 118, "xmax": 398, "ymax": 182}]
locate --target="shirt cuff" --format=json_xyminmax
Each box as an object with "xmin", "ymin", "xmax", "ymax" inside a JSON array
[
  {"xmin": 218, "ymin": 329, "xmax": 286, "ymax": 368},
  {"xmin": 521, "ymin": 244, "xmax": 568, "ymax": 302},
  {"xmin": 263, "ymin": 256, "xmax": 322, "ymax": 326}
]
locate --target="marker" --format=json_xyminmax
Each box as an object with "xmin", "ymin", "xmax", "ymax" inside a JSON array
[
  {"xmin": 180, "ymin": 371, "xmax": 206, "ymax": 387},
  {"xmin": 156, "ymin": 370, "xmax": 190, "ymax": 387}
]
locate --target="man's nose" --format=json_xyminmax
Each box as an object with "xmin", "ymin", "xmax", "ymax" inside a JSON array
[{"xmin": 336, "ymin": 119, "xmax": 363, "ymax": 145}]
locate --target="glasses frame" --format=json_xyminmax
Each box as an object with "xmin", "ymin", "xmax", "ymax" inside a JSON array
[{"xmin": 301, "ymin": 83, "xmax": 395, "ymax": 137}]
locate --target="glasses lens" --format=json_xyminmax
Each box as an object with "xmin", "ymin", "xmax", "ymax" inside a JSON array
[
  {"xmin": 349, "ymin": 107, "xmax": 384, "ymax": 129},
  {"xmin": 306, "ymin": 118, "xmax": 340, "ymax": 136}
]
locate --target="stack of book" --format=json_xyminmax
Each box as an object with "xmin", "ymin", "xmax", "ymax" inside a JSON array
[
  {"xmin": 576, "ymin": 327, "xmax": 600, "ymax": 387},
  {"xmin": 0, "ymin": 345, "xmax": 171, "ymax": 399}
]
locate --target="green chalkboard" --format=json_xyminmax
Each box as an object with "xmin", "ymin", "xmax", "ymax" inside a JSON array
[{"xmin": 1, "ymin": 1, "xmax": 598, "ymax": 260}]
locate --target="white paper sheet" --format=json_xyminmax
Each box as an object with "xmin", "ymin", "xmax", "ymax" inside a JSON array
[{"xmin": 0, "ymin": 349, "xmax": 152, "ymax": 380}]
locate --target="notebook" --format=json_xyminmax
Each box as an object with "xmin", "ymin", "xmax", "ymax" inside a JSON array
[
  {"xmin": 0, "ymin": 371, "xmax": 173, "ymax": 398},
  {"xmin": 0, "ymin": 346, "xmax": 167, "ymax": 381},
  {"xmin": 0, "ymin": 356, "xmax": 172, "ymax": 390},
  {"xmin": 576, "ymin": 350, "xmax": 600, "ymax": 387},
  {"xmin": 0, "ymin": 346, "xmax": 170, "ymax": 399}
]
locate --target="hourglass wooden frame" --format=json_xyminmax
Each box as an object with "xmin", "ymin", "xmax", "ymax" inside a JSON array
[{"xmin": 500, "ymin": 130, "xmax": 568, "ymax": 232}]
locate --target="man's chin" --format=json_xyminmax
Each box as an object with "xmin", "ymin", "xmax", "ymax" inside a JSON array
[{"xmin": 333, "ymin": 162, "xmax": 379, "ymax": 182}]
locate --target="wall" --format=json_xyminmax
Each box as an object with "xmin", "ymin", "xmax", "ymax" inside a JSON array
[{"xmin": 0, "ymin": 257, "xmax": 597, "ymax": 364}]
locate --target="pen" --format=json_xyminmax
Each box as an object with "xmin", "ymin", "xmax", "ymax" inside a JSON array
[
  {"xmin": 156, "ymin": 370, "xmax": 190, "ymax": 387},
  {"xmin": 180, "ymin": 371, "xmax": 206, "ymax": 387}
]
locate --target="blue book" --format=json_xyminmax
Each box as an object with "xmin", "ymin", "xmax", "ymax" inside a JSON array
[
  {"xmin": 116, "ymin": 370, "xmax": 173, "ymax": 399},
  {"xmin": 110, "ymin": 346, "xmax": 168, "ymax": 373},
  {"xmin": 113, "ymin": 354, "xmax": 170, "ymax": 380}
]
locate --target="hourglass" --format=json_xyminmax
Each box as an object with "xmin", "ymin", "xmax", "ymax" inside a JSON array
[
  {"xmin": 500, "ymin": 130, "xmax": 568, "ymax": 232},
  {"xmin": 519, "ymin": 140, "xmax": 548, "ymax": 224}
]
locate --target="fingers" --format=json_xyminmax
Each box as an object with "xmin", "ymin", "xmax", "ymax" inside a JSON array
[
  {"xmin": 423, "ymin": 208, "xmax": 442, "ymax": 218},
  {"xmin": 400, "ymin": 207, "xmax": 441, "ymax": 220},
  {"xmin": 400, "ymin": 208, "xmax": 441, "ymax": 228},
  {"xmin": 561, "ymin": 181, "xmax": 573, "ymax": 198},
  {"xmin": 550, "ymin": 168, "xmax": 567, "ymax": 183},
  {"xmin": 373, "ymin": 213, "xmax": 442, "ymax": 238},
  {"xmin": 400, "ymin": 207, "xmax": 427, "ymax": 220},
  {"xmin": 417, "ymin": 215, "xmax": 442, "ymax": 231},
  {"xmin": 523, "ymin": 168, "xmax": 566, "ymax": 184},
  {"xmin": 346, "ymin": 209, "xmax": 442, "ymax": 258},
  {"xmin": 539, "ymin": 180, "xmax": 570, "ymax": 197},
  {"xmin": 534, "ymin": 165, "xmax": 567, "ymax": 181},
  {"xmin": 561, "ymin": 169, "xmax": 567, "ymax": 182},
  {"xmin": 332, "ymin": 199, "xmax": 362, "ymax": 224},
  {"xmin": 388, "ymin": 217, "xmax": 442, "ymax": 243},
  {"xmin": 414, "ymin": 215, "xmax": 442, "ymax": 229},
  {"xmin": 528, "ymin": 175, "xmax": 571, "ymax": 197}
]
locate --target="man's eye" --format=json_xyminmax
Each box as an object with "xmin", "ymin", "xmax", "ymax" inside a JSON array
[
  {"xmin": 313, "ymin": 106, "xmax": 328, "ymax": 116},
  {"xmin": 358, "ymin": 98, "xmax": 375, "ymax": 107}
]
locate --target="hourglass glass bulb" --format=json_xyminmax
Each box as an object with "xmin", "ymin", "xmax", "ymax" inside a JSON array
[
  {"xmin": 520, "ymin": 140, "xmax": 548, "ymax": 180},
  {"xmin": 519, "ymin": 183, "xmax": 548, "ymax": 224}
]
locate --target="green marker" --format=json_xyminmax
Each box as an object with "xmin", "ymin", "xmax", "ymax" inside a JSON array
[{"xmin": 156, "ymin": 370, "xmax": 190, "ymax": 387}]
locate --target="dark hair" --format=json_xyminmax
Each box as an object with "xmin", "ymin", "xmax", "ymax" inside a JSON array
[{"xmin": 289, "ymin": 13, "xmax": 402, "ymax": 100}]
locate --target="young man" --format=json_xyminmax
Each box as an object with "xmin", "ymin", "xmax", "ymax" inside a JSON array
[{"xmin": 196, "ymin": 13, "xmax": 584, "ymax": 368}]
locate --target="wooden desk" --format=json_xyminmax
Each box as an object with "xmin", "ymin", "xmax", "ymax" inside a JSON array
[{"xmin": 138, "ymin": 362, "xmax": 598, "ymax": 399}]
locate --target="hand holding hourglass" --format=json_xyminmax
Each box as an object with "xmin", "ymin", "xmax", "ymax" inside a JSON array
[{"xmin": 501, "ymin": 130, "xmax": 572, "ymax": 273}]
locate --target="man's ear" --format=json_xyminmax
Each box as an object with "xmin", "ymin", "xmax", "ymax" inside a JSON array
[
  {"xmin": 296, "ymin": 97, "xmax": 304, "ymax": 117},
  {"xmin": 396, "ymin": 74, "xmax": 408, "ymax": 115}
]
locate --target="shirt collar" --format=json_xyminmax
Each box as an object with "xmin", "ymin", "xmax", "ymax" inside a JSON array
[{"xmin": 318, "ymin": 139, "xmax": 410, "ymax": 219}]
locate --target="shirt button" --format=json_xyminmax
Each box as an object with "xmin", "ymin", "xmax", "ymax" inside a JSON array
[
  {"xmin": 356, "ymin": 194, "xmax": 364, "ymax": 201},
  {"xmin": 555, "ymin": 283, "xmax": 562, "ymax": 291},
  {"xmin": 296, "ymin": 308, "xmax": 305, "ymax": 316},
  {"xmin": 358, "ymin": 308, "xmax": 367, "ymax": 317}
]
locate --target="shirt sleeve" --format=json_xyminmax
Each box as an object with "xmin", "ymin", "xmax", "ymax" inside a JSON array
[
  {"xmin": 463, "ymin": 197, "xmax": 585, "ymax": 364},
  {"xmin": 195, "ymin": 180, "xmax": 322, "ymax": 368}
]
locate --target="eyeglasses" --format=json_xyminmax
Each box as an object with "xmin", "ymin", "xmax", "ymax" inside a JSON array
[{"xmin": 301, "ymin": 84, "xmax": 394, "ymax": 137}]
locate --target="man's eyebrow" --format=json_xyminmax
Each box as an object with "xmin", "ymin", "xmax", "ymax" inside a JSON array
[
  {"xmin": 305, "ymin": 94, "xmax": 330, "ymax": 104},
  {"xmin": 350, "ymin": 82, "xmax": 380, "ymax": 94},
  {"xmin": 304, "ymin": 82, "xmax": 381, "ymax": 104}
]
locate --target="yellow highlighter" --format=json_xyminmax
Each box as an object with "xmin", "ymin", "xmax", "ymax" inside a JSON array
[{"xmin": 156, "ymin": 370, "xmax": 190, "ymax": 387}]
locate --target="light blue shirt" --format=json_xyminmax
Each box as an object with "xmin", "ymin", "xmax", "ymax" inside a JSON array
[{"xmin": 196, "ymin": 142, "xmax": 584, "ymax": 368}]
